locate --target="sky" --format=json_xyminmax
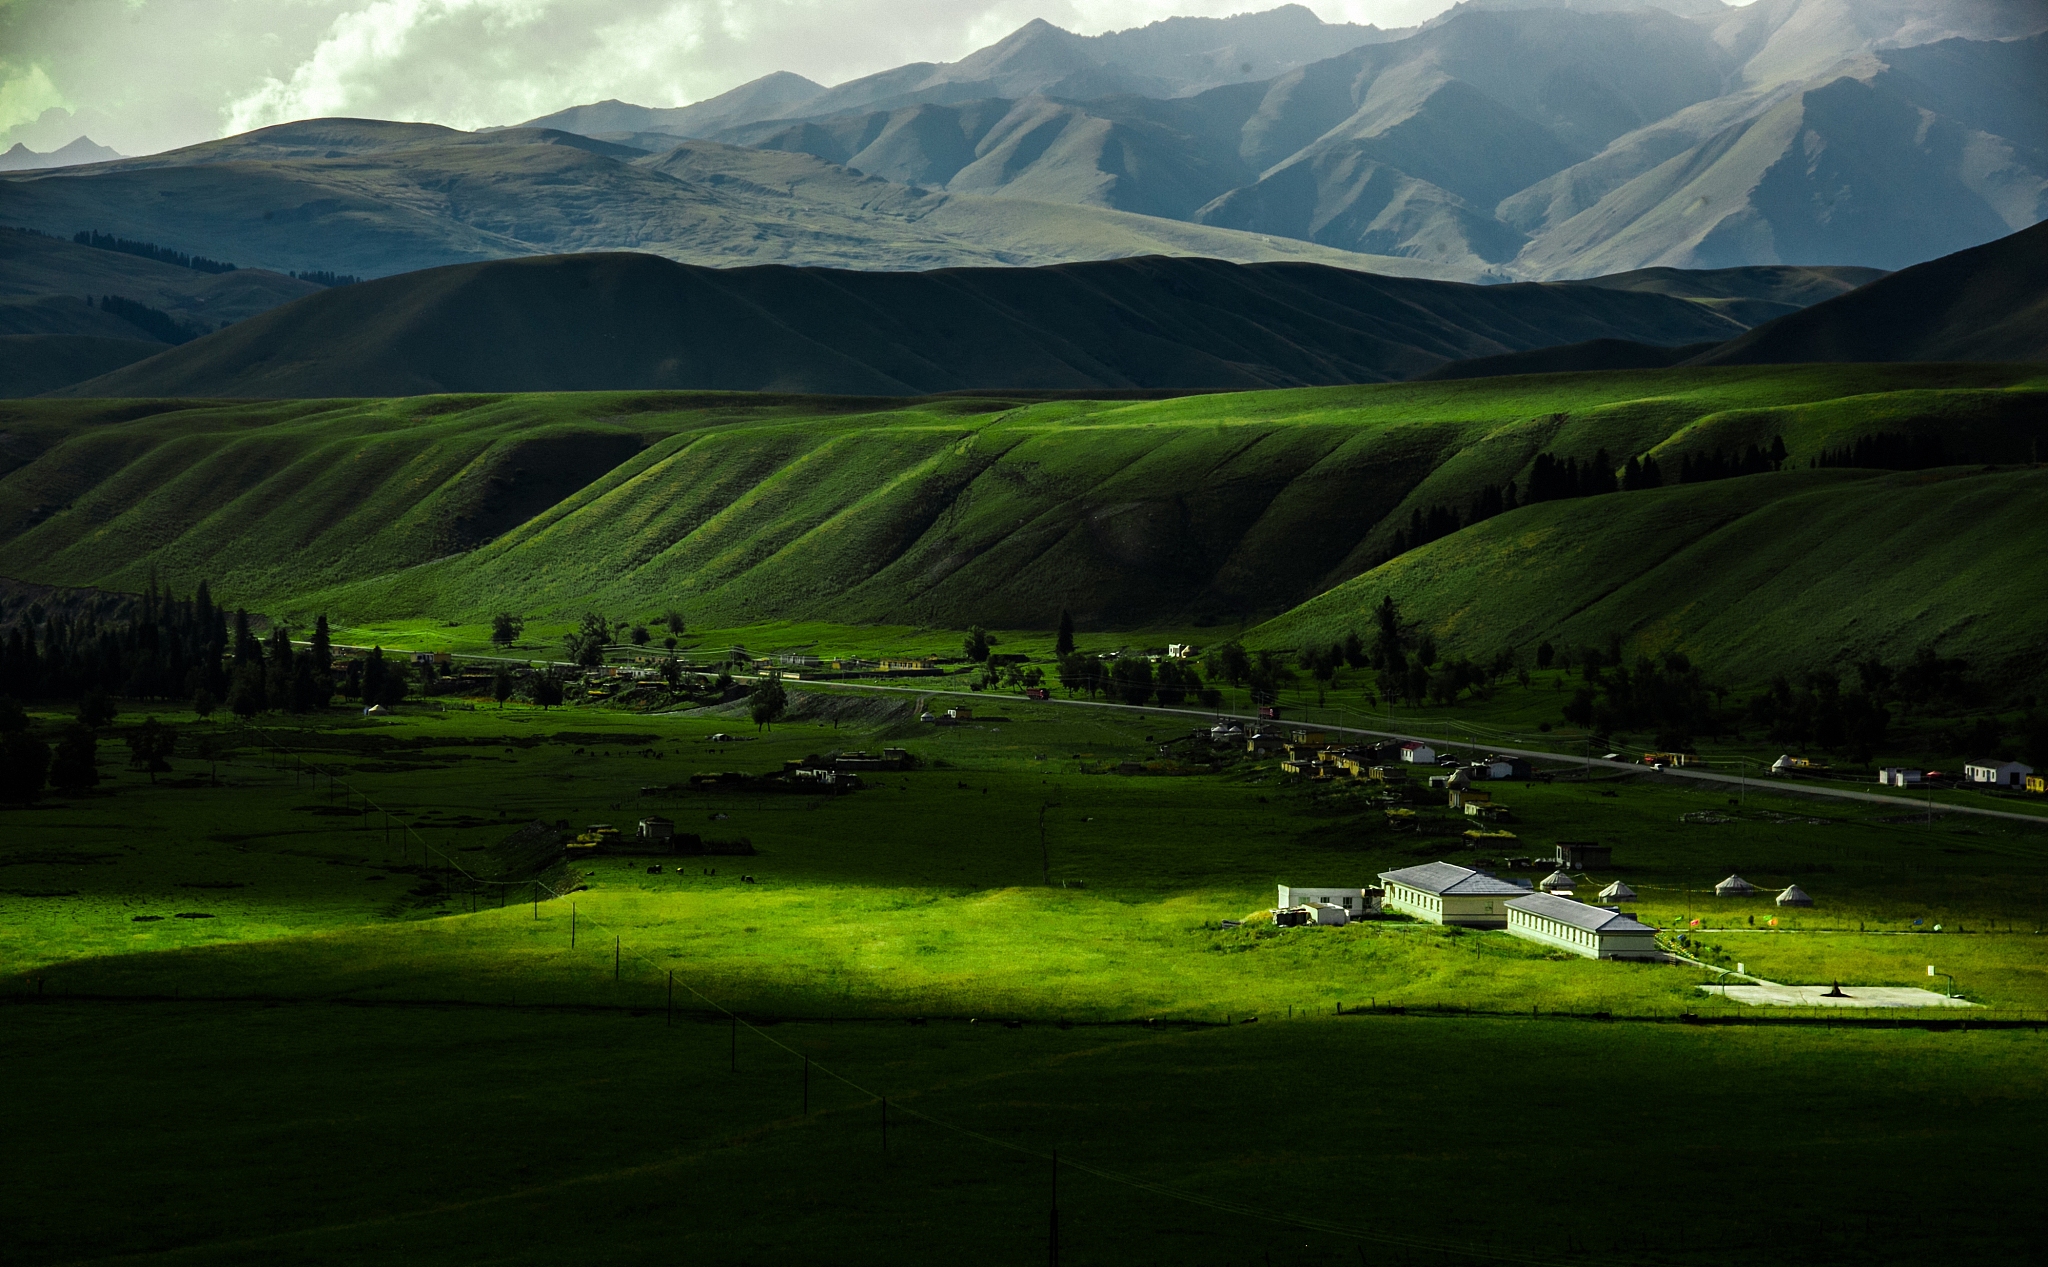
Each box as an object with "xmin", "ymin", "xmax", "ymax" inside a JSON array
[{"xmin": 0, "ymin": 0, "xmax": 1486, "ymax": 156}]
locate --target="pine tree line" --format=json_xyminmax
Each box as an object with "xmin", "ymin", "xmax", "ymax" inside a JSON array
[
  {"xmin": 1678, "ymin": 436, "xmax": 1787, "ymax": 484},
  {"xmin": 73, "ymin": 230, "xmax": 236, "ymax": 275},
  {"xmin": 1813, "ymin": 432, "xmax": 1947, "ymax": 471},
  {"xmin": 0, "ymin": 577, "xmax": 368, "ymax": 717},
  {"xmin": 93, "ymin": 294, "xmax": 209, "ymax": 344}
]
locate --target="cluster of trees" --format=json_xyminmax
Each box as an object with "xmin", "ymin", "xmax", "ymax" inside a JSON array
[
  {"xmin": 74, "ymin": 230, "xmax": 236, "ymax": 274},
  {"xmin": 290, "ymin": 270, "xmax": 360, "ymax": 288},
  {"xmin": 1385, "ymin": 482, "xmax": 1518, "ymax": 558},
  {"xmin": 1524, "ymin": 451, "xmax": 1619, "ymax": 502},
  {"xmin": 547, "ymin": 609, "xmax": 687, "ymax": 663},
  {"xmin": 0, "ymin": 691, "xmax": 182, "ymax": 805},
  {"xmin": 1562, "ymin": 648, "xmax": 1728, "ymax": 752},
  {"xmin": 1055, "ymin": 652, "xmax": 1212, "ymax": 708},
  {"xmin": 93, "ymin": 294, "xmax": 208, "ymax": 344},
  {"xmin": 1, "ymin": 579, "xmax": 230, "ymax": 705},
  {"xmin": 1813, "ymin": 432, "xmax": 1947, "ymax": 471},
  {"xmin": 1742, "ymin": 670, "xmax": 1891, "ymax": 762},
  {"xmin": 1677, "ymin": 437, "xmax": 1786, "ymax": 484}
]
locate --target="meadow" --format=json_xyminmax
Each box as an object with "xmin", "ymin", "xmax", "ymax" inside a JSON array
[
  {"xmin": 6, "ymin": 365, "xmax": 2047, "ymax": 1263},
  {"xmin": 6, "ymin": 689, "xmax": 2048, "ymax": 1264}
]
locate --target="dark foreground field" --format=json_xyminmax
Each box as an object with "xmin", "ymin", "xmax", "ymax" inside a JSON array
[
  {"xmin": 6, "ymin": 691, "xmax": 2048, "ymax": 1264},
  {"xmin": 11, "ymin": 1000, "xmax": 2044, "ymax": 1265}
]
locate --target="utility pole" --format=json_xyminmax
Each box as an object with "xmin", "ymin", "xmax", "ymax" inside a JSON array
[{"xmin": 1050, "ymin": 1148, "xmax": 1061, "ymax": 1266}]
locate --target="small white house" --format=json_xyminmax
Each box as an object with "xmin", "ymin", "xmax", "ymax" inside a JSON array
[
  {"xmin": 636, "ymin": 816, "xmax": 675, "ymax": 843},
  {"xmin": 1506, "ymin": 892, "xmax": 1661, "ymax": 960},
  {"xmin": 1399, "ymin": 741, "xmax": 1437, "ymax": 765},
  {"xmin": 1878, "ymin": 767, "xmax": 1923, "ymax": 787},
  {"xmin": 1277, "ymin": 886, "xmax": 1381, "ymax": 917},
  {"xmin": 1963, "ymin": 760, "xmax": 2034, "ymax": 788},
  {"xmin": 1378, "ymin": 862, "xmax": 1530, "ymax": 928},
  {"xmin": 1304, "ymin": 902, "xmax": 1350, "ymax": 926},
  {"xmin": 1714, "ymin": 874, "xmax": 1757, "ymax": 897}
]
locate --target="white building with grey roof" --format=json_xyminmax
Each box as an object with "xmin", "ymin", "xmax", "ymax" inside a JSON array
[
  {"xmin": 1506, "ymin": 892, "xmax": 1662, "ymax": 960},
  {"xmin": 1378, "ymin": 861, "xmax": 1530, "ymax": 928}
]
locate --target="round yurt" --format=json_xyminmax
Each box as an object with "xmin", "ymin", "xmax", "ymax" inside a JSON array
[
  {"xmin": 1776, "ymin": 884, "xmax": 1813, "ymax": 907},
  {"xmin": 1598, "ymin": 880, "xmax": 1637, "ymax": 902},
  {"xmin": 1539, "ymin": 870, "xmax": 1575, "ymax": 895},
  {"xmin": 1714, "ymin": 874, "xmax": 1757, "ymax": 897}
]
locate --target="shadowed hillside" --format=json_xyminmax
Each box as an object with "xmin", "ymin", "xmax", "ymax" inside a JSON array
[
  {"xmin": 4, "ymin": 367, "xmax": 2041, "ymax": 671},
  {"xmin": 54, "ymin": 252, "xmax": 1761, "ymax": 398},
  {"xmin": 1694, "ymin": 219, "xmax": 2048, "ymax": 365}
]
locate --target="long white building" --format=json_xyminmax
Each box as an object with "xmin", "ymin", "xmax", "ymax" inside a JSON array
[
  {"xmin": 1506, "ymin": 892, "xmax": 1661, "ymax": 960},
  {"xmin": 1378, "ymin": 861, "xmax": 1529, "ymax": 928}
]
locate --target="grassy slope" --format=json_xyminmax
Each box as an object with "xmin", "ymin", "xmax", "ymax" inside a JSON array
[
  {"xmin": 2, "ymin": 366, "xmax": 2044, "ymax": 673},
  {"xmin": 1254, "ymin": 465, "xmax": 2048, "ymax": 678}
]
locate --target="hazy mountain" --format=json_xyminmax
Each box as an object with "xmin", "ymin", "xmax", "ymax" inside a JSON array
[
  {"xmin": 55, "ymin": 251, "xmax": 1763, "ymax": 398},
  {"xmin": 1512, "ymin": 32, "xmax": 2048, "ymax": 275},
  {"xmin": 7, "ymin": 2, "xmax": 2043, "ymax": 295},
  {"xmin": 1693, "ymin": 219, "xmax": 2048, "ymax": 364},
  {"xmin": 520, "ymin": 73, "xmax": 828, "ymax": 141},
  {"xmin": 0, "ymin": 137, "xmax": 122, "ymax": 172},
  {"xmin": 523, "ymin": 6, "xmax": 1400, "ymax": 140},
  {"xmin": 0, "ymin": 119, "xmax": 1476, "ymax": 284}
]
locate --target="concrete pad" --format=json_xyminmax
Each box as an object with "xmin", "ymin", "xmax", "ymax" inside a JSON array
[{"xmin": 1699, "ymin": 983, "xmax": 1974, "ymax": 1008}]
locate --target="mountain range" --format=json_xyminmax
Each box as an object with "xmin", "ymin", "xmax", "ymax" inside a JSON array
[
  {"xmin": 43, "ymin": 213, "xmax": 2044, "ymax": 400},
  {"xmin": 1, "ymin": 0, "xmax": 2039, "ymax": 290},
  {"xmin": 49, "ymin": 251, "xmax": 1830, "ymax": 399},
  {"xmin": 0, "ymin": 137, "xmax": 123, "ymax": 172}
]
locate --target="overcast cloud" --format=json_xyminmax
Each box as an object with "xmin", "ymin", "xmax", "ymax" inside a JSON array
[{"xmin": 0, "ymin": 0, "xmax": 1480, "ymax": 156}]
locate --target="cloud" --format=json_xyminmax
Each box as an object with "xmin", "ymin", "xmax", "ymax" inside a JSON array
[
  {"xmin": 0, "ymin": 61, "xmax": 65, "ymax": 134},
  {"xmin": 3, "ymin": 0, "xmax": 1473, "ymax": 155}
]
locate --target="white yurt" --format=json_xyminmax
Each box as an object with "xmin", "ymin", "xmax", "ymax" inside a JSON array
[
  {"xmin": 1539, "ymin": 870, "xmax": 1576, "ymax": 895},
  {"xmin": 1776, "ymin": 884, "xmax": 1813, "ymax": 907},
  {"xmin": 1598, "ymin": 880, "xmax": 1637, "ymax": 902},
  {"xmin": 1714, "ymin": 874, "xmax": 1757, "ymax": 897}
]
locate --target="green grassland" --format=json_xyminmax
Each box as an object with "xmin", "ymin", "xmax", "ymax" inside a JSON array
[
  {"xmin": 11, "ymin": 696, "xmax": 2046, "ymax": 1017},
  {"xmin": 6, "ymin": 692, "xmax": 2048, "ymax": 1264},
  {"xmin": 2, "ymin": 364, "xmax": 2044, "ymax": 687}
]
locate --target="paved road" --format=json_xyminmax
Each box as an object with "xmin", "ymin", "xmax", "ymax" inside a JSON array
[{"xmin": 767, "ymin": 677, "xmax": 2048, "ymax": 829}]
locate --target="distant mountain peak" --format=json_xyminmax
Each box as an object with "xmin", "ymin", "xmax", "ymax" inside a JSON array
[{"xmin": 0, "ymin": 135, "xmax": 123, "ymax": 171}]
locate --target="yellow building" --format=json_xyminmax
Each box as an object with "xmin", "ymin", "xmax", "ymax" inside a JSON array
[{"xmin": 1377, "ymin": 861, "xmax": 1530, "ymax": 928}]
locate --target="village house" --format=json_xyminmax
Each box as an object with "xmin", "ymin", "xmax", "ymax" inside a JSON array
[
  {"xmin": 1878, "ymin": 767, "xmax": 1924, "ymax": 787},
  {"xmin": 636, "ymin": 816, "xmax": 675, "ymax": 843},
  {"xmin": 1505, "ymin": 892, "xmax": 1661, "ymax": 960},
  {"xmin": 1554, "ymin": 842, "xmax": 1612, "ymax": 870},
  {"xmin": 1963, "ymin": 759, "xmax": 2034, "ymax": 788},
  {"xmin": 1378, "ymin": 861, "xmax": 1530, "ymax": 928},
  {"xmin": 1277, "ymin": 885, "xmax": 1382, "ymax": 918},
  {"xmin": 1398, "ymin": 741, "xmax": 1437, "ymax": 765}
]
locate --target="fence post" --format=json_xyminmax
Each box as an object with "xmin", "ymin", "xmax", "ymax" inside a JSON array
[{"xmin": 571, "ymin": 903, "xmax": 576, "ymax": 948}]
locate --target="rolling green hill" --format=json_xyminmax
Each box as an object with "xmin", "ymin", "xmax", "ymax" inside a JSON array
[
  {"xmin": 52, "ymin": 252, "xmax": 1761, "ymax": 399},
  {"xmin": 1252, "ymin": 463, "xmax": 2048, "ymax": 679},
  {"xmin": 3, "ymin": 365, "xmax": 2043, "ymax": 686}
]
